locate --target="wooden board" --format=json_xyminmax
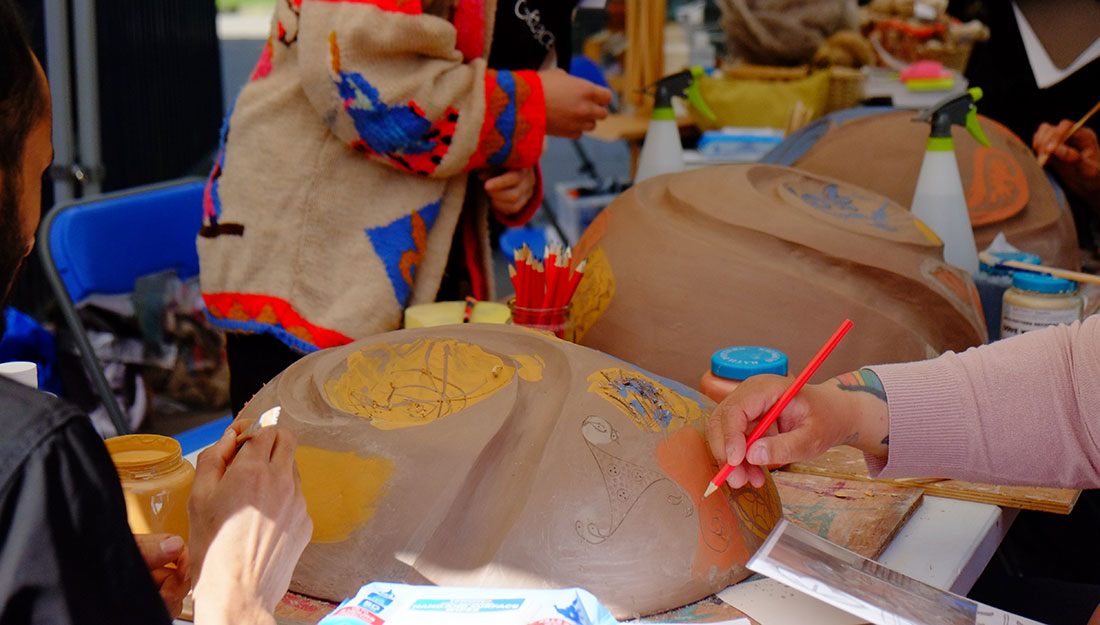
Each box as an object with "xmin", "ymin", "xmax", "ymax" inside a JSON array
[
  {"xmin": 786, "ymin": 446, "xmax": 1081, "ymax": 515},
  {"xmin": 773, "ymin": 471, "xmax": 923, "ymax": 559}
]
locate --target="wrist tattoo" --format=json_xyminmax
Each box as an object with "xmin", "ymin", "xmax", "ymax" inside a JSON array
[{"xmin": 835, "ymin": 369, "xmax": 887, "ymax": 402}]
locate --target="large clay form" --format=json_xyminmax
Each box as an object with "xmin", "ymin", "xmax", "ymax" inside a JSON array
[
  {"xmin": 766, "ymin": 109, "xmax": 1080, "ymax": 270},
  {"xmin": 239, "ymin": 323, "xmax": 782, "ymax": 618},
  {"xmin": 570, "ymin": 163, "xmax": 987, "ymax": 388}
]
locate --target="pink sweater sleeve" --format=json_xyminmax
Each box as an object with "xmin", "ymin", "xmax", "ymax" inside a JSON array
[{"xmin": 865, "ymin": 314, "xmax": 1100, "ymax": 489}]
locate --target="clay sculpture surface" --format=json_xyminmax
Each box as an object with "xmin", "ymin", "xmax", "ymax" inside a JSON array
[
  {"xmin": 238, "ymin": 324, "xmax": 782, "ymax": 618},
  {"xmin": 767, "ymin": 110, "xmax": 1080, "ymax": 270},
  {"xmin": 570, "ymin": 163, "xmax": 987, "ymax": 388}
]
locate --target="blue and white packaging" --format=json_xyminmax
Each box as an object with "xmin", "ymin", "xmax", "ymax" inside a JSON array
[{"xmin": 318, "ymin": 583, "xmax": 620, "ymax": 625}]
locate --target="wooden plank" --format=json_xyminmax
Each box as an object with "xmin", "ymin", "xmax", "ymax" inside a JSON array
[
  {"xmin": 773, "ymin": 471, "xmax": 923, "ymax": 559},
  {"xmin": 786, "ymin": 446, "xmax": 1081, "ymax": 515}
]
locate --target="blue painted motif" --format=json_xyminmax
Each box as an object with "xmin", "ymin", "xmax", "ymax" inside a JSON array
[
  {"xmin": 365, "ymin": 200, "xmax": 442, "ymax": 306},
  {"xmin": 487, "ymin": 70, "xmax": 518, "ymax": 167},
  {"xmin": 336, "ymin": 70, "xmax": 438, "ymax": 156},
  {"xmin": 788, "ymin": 183, "xmax": 896, "ymax": 232},
  {"xmin": 607, "ymin": 377, "xmax": 677, "ymax": 428}
]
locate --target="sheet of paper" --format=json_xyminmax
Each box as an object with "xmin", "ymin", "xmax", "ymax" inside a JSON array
[
  {"xmin": 1013, "ymin": 0, "xmax": 1100, "ymax": 89},
  {"xmin": 747, "ymin": 520, "xmax": 1048, "ymax": 625},
  {"xmin": 718, "ymin": 578, "xmax": 866, "ymax": 625}
]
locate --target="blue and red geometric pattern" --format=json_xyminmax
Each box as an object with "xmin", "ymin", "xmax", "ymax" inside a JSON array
[{"xmin": 366, "ymin": 199, "xmax": 442, "ymax": 306}]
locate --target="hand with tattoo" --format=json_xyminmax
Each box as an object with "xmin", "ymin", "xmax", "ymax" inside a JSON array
[{"xmin": 704, "ymin": 370, "xmax": 891, "ymax": 490}]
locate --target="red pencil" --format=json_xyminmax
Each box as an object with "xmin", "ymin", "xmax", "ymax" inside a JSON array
[{"xmin": 702, "ymin": 318, "xmax": 854, "ymax": 498}]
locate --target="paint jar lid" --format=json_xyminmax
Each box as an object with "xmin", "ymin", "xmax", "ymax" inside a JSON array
[
  {"xmin": 979, "ymin": 252, "xmax": 1041, "ymax": 276},
  {"xmin": 710, "ymin": 346, "xmax": 788, "ymax": 381},
  {"xmin": 1011, "ymin": 271, "xmax": 1077, "ymax": 294}
]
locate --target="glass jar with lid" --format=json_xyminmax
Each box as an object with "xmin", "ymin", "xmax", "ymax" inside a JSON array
[
  {"xmin": 105, "ymin": 434, "xmax": 195, "ymax": 540},
  {"xmin": 1000, "ymin": 272, "xmax": 1083, "ymax": 339}
]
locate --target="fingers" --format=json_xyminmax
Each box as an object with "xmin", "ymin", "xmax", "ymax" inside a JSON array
[
  {"xmin": 135, "ymin": 533, "xmax": 186, "ymax": 570},
  {"xmin": 193, "ymin": 427, "xmax": 239, "ymax": 486}
]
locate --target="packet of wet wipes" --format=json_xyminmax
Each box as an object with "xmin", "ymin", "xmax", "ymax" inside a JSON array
[{"xmin": 317, "ymin": 582, "xmax": 619, "ymax": 625}]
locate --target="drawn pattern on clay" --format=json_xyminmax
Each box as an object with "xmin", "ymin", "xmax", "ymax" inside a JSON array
[
  {"xmin": 324, "ymin": 338, "xmax": 515, "ymax": 429},
  {"xmin": 575, "ymin": 416, "xmax": 689, "ymax": 544},
  {"xmin": 586, "ymin": 368, "xmax": 705, "ymax": 432},
  {"xmin": 730, "ymin": 479, "xmax": 783, "ymax": 542}
]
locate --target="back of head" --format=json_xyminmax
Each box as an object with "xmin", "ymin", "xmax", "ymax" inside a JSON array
[{"xmin": 0, "ymin": 0, "xmax": 47, "ymax": 178}]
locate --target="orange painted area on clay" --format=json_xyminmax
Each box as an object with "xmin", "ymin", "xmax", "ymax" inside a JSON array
[
  {"xmin": 656, "ymin": 428, "xmax": 750, "ymax": 577},
  {"xmin": 571, "ymin": 246, "xmax": 615, "ymax": 342},
  {"xmin": 324, "ymin": 338, "xmax": 514, "ymax": 429},
  {"xmin": 511, "ymin": 354, "xmax": 544, "ymax": 381},
  {"xmin": 296, "ymin": 445, "xmax": 395, "ymax": 543},
  {"xmin": 587, "ymin": 368, "xmax": 706, "ymax": 432},
  {"xmin": 966, "ymin": 147, "xmax": 1028, "ymax": 226}
]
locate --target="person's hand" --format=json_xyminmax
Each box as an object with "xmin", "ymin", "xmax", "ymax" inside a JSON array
[
  {"xmin": 482, "ymin": 167, "xmax": 536, "ymax": 216},
  {"xmin": 188, "ymin": 423, "xmax": 313, "ymax": 625},
  {"xmin": 539, "ymin": 68, "xmax": 612, "ymax": 139},
  {"xmin": 704, "ymin": 374, "xmax": 888, "ymax": 490},
  {"xmin": 1033, "ymin": 121, "xmax": 1100, "ymax": 210},
  {"xmin": 134, "ymin": 533, "xmax": 191, "ymax": 618}
]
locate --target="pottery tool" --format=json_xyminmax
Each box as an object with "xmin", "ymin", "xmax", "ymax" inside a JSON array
[
  {"xmin": 977, "ymin": 251, "xmax": 1100, "ymax": 285},
  {"xmin": 236, "ymin": 405, "xmax": 281, "ymax": 448},
  {"xmin": 704, "ymin": 318, "xmax": 854, "ymax": 498},
  {"xmin": 1036, "ymin": 97, "xmax": 1100, "ymax": 167}
]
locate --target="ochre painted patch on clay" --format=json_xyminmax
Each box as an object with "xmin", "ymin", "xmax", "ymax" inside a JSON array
[
  {"xmin": 511, "ymin": 354, "xmax": 544, "ymax": 381},
  {"xmin": 587, "ymin": 368, "xmax": 705, "ymax": 432},
  {"xmin": 571, "ymin": 246, "xmax": 615, "ymax": 343},
  {"xmin": 656, "ymin": 427, "xmax": 750, "ymax": 578},
  {"xmin": 296, "ymin": 445, "xmax": 394, "ymax": 543},
  {"xmin": 324, "ymin": 338, "xmax": 514, "ymax": 429}
]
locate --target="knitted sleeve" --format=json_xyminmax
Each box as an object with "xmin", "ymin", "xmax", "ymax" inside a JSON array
[
  {"xmin": 296, "ymin": 0, "xmax": 547, "ymax": 178},
  {"xmin": 866, "ymin": 315, "xmax": 1100, "ymax": 489}
]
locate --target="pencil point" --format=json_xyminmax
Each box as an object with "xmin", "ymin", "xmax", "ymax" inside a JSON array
[{"xmin": 702, "ymin": 482, "xmax": 718, "ymax": 499}]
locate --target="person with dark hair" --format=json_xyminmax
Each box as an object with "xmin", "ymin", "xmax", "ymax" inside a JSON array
[{"xmin": 0, "ymin": 1, "xmax": 312, "ymax": 622}]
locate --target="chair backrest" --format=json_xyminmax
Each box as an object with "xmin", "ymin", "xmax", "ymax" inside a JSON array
[
  {"xmin": 38, "ymin": 177, "xmax": 205, "ymax": 435},
  {"xmin": 42, "ymin": 178, "xmax": 205, "ymax": 304}
]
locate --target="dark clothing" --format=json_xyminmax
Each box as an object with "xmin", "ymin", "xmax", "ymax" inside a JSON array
[
  {"xmin": 226, "ymin": 332, "xmax": 303, "ymax": 416},
  {"xmin": 488, "ymin": 0, "xmax": 579, "ymax": 71},
  {"xmin": 0, "ymin": 377, "xmax": 170, "ymax": 624}
]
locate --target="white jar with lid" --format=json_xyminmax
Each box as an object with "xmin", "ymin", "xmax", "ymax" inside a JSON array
[{"xmin": 1000, "ymin": 272, "xmax": 1083, "ymax": 338}]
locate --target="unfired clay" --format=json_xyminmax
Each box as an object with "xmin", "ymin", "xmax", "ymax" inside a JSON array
[
  {"xmin": 570, "ymin": 163, "xmax": 987, "ymax": 388},
  {"xmin": 239, "ymin": 324, "xmax": 781, "ymax": 618},
  {"xmin": 773, "ymin": 110, "xmax": 1080, "ymax": 270}
]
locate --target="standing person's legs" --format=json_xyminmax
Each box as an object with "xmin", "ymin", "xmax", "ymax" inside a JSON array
[{"xmin": 225, "ymin": 333, "xmax": 303, "ymax": 415}]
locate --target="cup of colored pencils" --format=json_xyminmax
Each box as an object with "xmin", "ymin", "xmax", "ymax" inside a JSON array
[{"xmin": 507, "ymin": 243, "xmax": 587, "ymax": 341}]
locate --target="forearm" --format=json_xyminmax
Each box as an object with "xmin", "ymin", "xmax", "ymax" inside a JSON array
[
  {"xmin": 819, "ymin": 369, "xmax": 891, "ymax": 458},
  {"xmin": 194, "ymin": 588, "xmax": 277, "ymax": 625}
]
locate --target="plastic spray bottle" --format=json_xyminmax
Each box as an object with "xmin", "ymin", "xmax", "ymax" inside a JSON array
[
  {"xmin": 909, "ymin": 87, "xmax": 991, "ymax": 275},
  {"xmin": 634, "ymin": 67, "xmax": 715, "ymax": 183}
]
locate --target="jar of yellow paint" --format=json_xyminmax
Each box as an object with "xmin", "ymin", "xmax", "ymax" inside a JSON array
[{"xmin": 105, "ymin": 434, "xmax": 194, "ymax": 541}]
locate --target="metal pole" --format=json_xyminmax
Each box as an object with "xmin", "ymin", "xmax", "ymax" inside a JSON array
[
  {"xmin": 72, "ymin": 0, "xmax": 102, "ymax": 195},
  {"xmin": 43, "ymin": 0, "xmax": 75, "ymax": 203}
]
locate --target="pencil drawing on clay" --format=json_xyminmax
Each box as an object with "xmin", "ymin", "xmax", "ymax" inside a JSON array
[
  {"xmin": 237, "ymin": 324, "xmax": 781, "ymax": 618},
  {"xmin": 571, "ymin": 163, "xmax": 988, "ymax": 388}
]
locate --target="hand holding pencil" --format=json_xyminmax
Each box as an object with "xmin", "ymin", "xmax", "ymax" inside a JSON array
[{"xmin": 704, "ymin": 320, "xmax": 862, "ymax": 495}]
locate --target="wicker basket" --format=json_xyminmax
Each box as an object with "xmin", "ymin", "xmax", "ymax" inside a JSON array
[{"xmin": 721, "ymin": 63, "xmax": 866, "ymax": 115}]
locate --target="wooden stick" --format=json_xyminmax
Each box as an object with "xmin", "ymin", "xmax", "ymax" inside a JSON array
[
  {"xmin": 1037, "ymin": 97, "xmax": 1100, "ymax": 167},
  {"xmin": 978, "ymin": 251, "xmax": 1100, "ymax": 285}
]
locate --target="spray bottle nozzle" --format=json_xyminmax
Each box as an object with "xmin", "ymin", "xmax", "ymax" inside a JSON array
[
  {"xmin": 915, "ymin": 86, "xmax": 991, "ymax": 147},
  {"xmin": 645, "ymin": 67, "xmax": 716, "ymax": 121}
]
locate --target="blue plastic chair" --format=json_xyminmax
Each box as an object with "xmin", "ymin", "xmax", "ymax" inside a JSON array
[{"xmin": 38, "ymin": 177, "xmax": 205, "ymax": 435}]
